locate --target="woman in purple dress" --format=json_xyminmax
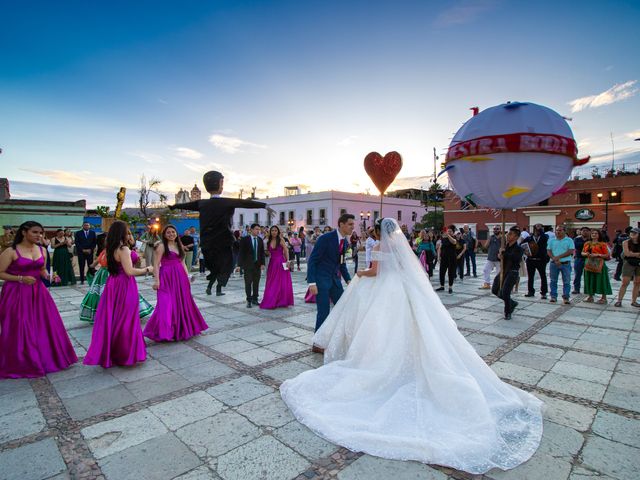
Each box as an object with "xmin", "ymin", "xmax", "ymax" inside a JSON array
[
  {"xmin": 260, "ymin": 226, "xmax": 294, "ymax": 309},
  {"xmin": 144, "ymin": 225, "xmax": 208, "ymax": 342},
  {"xmin": 0, "ymin": 221, "xmax": 77, "ymax": 378},
  {"xmin": 84, "ymin": 221, "xmax": 152, "ymax": 368}
]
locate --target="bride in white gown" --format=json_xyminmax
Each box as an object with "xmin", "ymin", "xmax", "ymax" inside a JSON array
[{"xmin": 280, "ymin": 218, "xmax": 543, "ymax": 474}]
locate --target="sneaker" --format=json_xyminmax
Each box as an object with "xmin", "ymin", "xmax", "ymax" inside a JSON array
[
  {"xmin": 479, "ymin": 283, "xmax": 491, "ymax": 290},
  {"xmin": 524, "ymin": 293, "xmax": 535, "ymax": 298},
  {"xmin": 505, "ymin": 313, "xmax": 512, "ymax": 320},
  {"xmin": 436, "ymin": 286, "xmax": 445, "ymax": 291},
  {"xmin": 549, "ymin": 297, "xmax": 557, "ymax": 303},
  {"xmin": 563, "ymin": 298, "xmax": 571, "ymax": 305},
  {"xmin": 448, "ymin": 288, "xmax": 453, "ymax": 294}
]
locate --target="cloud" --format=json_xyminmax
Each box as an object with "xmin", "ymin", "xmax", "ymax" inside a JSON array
[
  {"xmin": 9, "ymin": 180, "xmax": 122, "ymax": 208},
  {"xmin": 208, "ymin": 133, "xmax": 267, "ymax": 154},
  {"xmin": 173, "ymin": 147, "xmax": 203, "ymax": 160},
  {"xmin": 604, "ymin": 65, "xmax": 614, "ymax": 72},
  {"xmin": 624, "ymin": 130, "xmax": 640, "ymax": 140},
  {"xmin": 568, "ymin": 80, "xmax": 638, "ymax": 113},
  {"xmin": 338, "ymin": 135, "xmax": 359, "ymax": 147},
  {"xmin": 434, "ymin": 0, "xmax": 497, "ymax": 27},
  {"xmin": 126, "ymin": 151, "xmax": 164, "ymax": 164}
]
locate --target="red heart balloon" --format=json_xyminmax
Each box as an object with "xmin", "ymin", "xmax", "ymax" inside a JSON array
[{"xmin": 364, "ymin": 151, "xmax": 403, "ymax": 194}]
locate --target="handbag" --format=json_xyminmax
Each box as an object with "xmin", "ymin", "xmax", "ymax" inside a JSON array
[{"xmin": 584, "ymin": 256, "xmax": 604, "ymax": 273}]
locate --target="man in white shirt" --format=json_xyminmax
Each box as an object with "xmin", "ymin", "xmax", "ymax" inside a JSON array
[{"xmin": 365, "ymin": 227, "xmax": 378, "ymax": 268}]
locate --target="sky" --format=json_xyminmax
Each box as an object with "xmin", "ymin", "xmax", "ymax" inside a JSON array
[{"xmin": 1, "ymin": 0, "xmax": 639, "ymax": 208}]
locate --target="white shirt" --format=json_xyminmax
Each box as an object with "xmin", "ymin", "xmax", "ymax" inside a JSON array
[{"xmin": 365, "ymin": 237, "xmax": 379, "ymax": 265}]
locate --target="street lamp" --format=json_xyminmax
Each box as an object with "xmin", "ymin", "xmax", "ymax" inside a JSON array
[
  {"xmin": 287, "ymin": 219, "xmax": 294, "ymax": 231},
  {"xmin": 597, "ymin": 191, "xmax": 618, "ymax": 228},
  {"xmin": 360, "ymin": 210, "xmax": 371, "ymax": 230}
]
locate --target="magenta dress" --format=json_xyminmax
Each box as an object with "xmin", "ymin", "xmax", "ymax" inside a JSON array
[
  {"xmin": 260, "ymin": 244, "xmax": 294, "ymax": 309},
  {"xmin": 0, "ymin": 247, "xmax": 77, "ymax": 378},
  {"xmin": 143, "ymin": 251, "xmax": 208, "ymax": 342},
  {"xmin": 84, "ymin": 251, "xmax": 146, "ymax": 368}
]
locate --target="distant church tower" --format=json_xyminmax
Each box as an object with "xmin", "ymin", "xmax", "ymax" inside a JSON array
[
  {"xmin": 175, "ymin": 188, "xmax": 190, "ymax": 204},
  {"xmin": 190, "ymin": 184, "xmax": 201, "ymax": 201}
]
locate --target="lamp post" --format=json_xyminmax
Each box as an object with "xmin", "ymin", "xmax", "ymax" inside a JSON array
[
  {"xmin": 360, "ymin": 210, "xmax": 371, "ymax": 231},
  {"xmin": 287, "ymin": 219, "xmax": 294, "ymax": 232},
  {"xmin": 597, "ymin": 191, "xmax": 618, "ymax": 228}
]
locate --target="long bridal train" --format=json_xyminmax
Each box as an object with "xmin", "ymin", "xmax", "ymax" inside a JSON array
[{"xmin": 280, "ymin": 219, "xmax": 543, "ymax": 474}]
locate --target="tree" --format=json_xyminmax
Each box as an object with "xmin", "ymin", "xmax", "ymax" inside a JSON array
[
  {"xmin": 95, "ymin": 206, "xmax": 111, "ymax": 217},
  {"xmin": 138, "ymin": 175, "xmax": 168, "ymax": 220},
  {"xmin": 419, "ymin": 211, "xmax": 444, "ymax": 232}
]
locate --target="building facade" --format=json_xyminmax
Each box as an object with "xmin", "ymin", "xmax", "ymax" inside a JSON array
[
  {"xmin": 443, "ymin": 174, "xmax": 640, "ymax": 240},
  {"xmin": 232, "ymin": 190, "xmax": 424, "ymax": 232}
]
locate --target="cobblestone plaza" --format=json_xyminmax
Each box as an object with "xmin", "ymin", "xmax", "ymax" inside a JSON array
[{"xmin": 1, "ymin": 256, "xmax": 638, "ymax": 480}]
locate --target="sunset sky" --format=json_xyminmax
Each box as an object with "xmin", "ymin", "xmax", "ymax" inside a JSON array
[{"xmin": 1, "ymin": 0, "xmax": 639, "ymax": 207}]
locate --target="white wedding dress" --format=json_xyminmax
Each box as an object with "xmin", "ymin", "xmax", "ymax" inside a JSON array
[{"xmin": 280, "ymin": 219, "xmax": 543, "ymax": 474}]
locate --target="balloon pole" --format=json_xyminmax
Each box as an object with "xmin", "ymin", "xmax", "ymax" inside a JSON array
[
  {"xmin": 379, "ymin": 194, "xmax": 383, "ymax": 217},
  {"xmin": 500, "ymin": 209, "xmax": 506, "ymax": 289}
]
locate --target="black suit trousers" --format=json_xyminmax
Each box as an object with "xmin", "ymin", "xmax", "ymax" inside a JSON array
[
  {"xmin": 78, "ymin": 251, "xmax": 94, "ymax": 282},
  {"xmin": 526, "ymin": 259, "xmax": 548, "ymax": 295},
  {"xmin": 492, "ymin": 270, "xmax": 519, "ymax": 315},
  {"xmin": 244, "ymin": 264, "xmax": 261, "ymax": 301}
]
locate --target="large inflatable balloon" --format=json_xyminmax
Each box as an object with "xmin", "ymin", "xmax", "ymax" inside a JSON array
[
  {"xmin": 444, "ymin": 102, "xmax": 588, "ymax": 209},
  {"xmin": 364, "ymin": 151, "xmax": 403, "ymax": 194}
]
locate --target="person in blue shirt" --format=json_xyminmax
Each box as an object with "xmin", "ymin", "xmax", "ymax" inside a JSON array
[{"xmin": 546, "ymin": 225, "xmax": 575, "ymax": 304}]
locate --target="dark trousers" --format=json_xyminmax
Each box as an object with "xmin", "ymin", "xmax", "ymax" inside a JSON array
[
  {"xmin": 243, "ymin": 264, "xmax": 261, "ymax": 301},
  {"xmin": 203, "ymin": 246, "xmax": 233, "ymax": 288},
  {"xmin": 456, "ymin": 257, "xmax": 465, "ymax": 280},
  {"xmin": 293, "ymin": 252, "xmax": 301, "ymax": 269},
  {"xmin": 352, "ymin": 251, "xmax": 359, "ymax": 274},
  {"xmin": 492, "ymin": 270, "xmax": 519, "ymax": 315},
  {"xmin": 614, "ymin": 258, "xmax": 624, "ymax": 280},
  {"xmin": 78, "ymin": 251, "xmax": 93, "ymax": 283},
  {"xmin": 465, "ymin": 250, "xmax": 477, "ymax": 276},
  {"xmin": 439, "ymin": 255, "xmax": 457, "ymax": 287},
  {"xmin": 573, "ymin": 257, "xmax": 585, "ymax": 291},
  {"xmin": 526, "ymin": 259, "xmax": 548, "ymax": 295},
  {"xmin": 315, "ymin": 281, "xmax": 344, "ymax": 331}
]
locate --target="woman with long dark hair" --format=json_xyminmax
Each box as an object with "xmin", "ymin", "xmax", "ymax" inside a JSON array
[
  {"xmin": 84, "ymin": 221, "xmax": 152, "ymax": 367},
  {"xmin": 51, "ymin": 228, "xmax": 76, "ymax": 286},
  {"xmin": 260, "ymin": 225, "xmax": 294, "ymax": 309},
  {"xmin": 0, "ymin": 221, "xmax": 77, "ymax": 377},
  {"xmin": 143, "ymin": 225, "xmax": 207, "ymax": 342},
  {"xmin": 582, "ymin": 229, "xmax": 612, "ymax": 304}
]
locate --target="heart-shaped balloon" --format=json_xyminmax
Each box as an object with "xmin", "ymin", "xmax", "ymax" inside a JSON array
[{"xmin": 364, "ymin": 151, "xmax": 403, "ymax": 194}]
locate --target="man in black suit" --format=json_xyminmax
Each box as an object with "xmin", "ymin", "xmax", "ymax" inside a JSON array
[
  {"xmin": 74, "ymin": 222, "xmax": 97, "ymax": 284},
  {"xmin": 170, "ymin": 171, "xmax": 270, "ymax": 296},
  {"xmin": 524, "ymin": 223, "xmax": 549, "ymax": 299},
  {"xmin": 238, "ymin": 223, "xmax": 265, "ymax": 308}
]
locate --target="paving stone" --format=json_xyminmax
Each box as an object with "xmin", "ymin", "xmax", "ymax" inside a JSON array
[
  {"xmin": 98, "ymin": 433, "xmax": 201, "ymax": 480},
  {"xmin": 236, "ymin": 392, "xmax": 295, "ymax": 428},
  {"xmin": 603, "ymin": 384, "xmax": 639, "ymax": 412},
  {"xmin": 176, "ymin": 410, "xmax": 261, "ymax": 458},
  {"xmin": 176, "ymin": 359, "xmax": 235, "ymax": 384},
  {"xmin": 579, "ymin": 435, "xmax": 640, "ymax": 480},
  {"xmin": 491, "ymin": 362, "xmax": 545, "ymax": 384},
  {"xmin": 337, "ymin": 455, "xmax": 447, "ymax": 480},
  {"xmin": 572, "ymin": 340, "xmax": 624, "ymax": 356},
  {"xmin": 297, "ymin": 354, "xmax": 324, "ymax": 368},
  {"xmin": 82, "ymin": 409, "xmax": 168, "ymax": 459},
  {"xmin": 616, "ymin": 360, "xmax": 640, "ymax": 376},
  {"xmin": 174, "ymin": 465, "xmax": 220, "ymax": 479},
  {"xmin": 487, "ymin": 452, "xmax": 572, "ymax": 480},
  {"xmin": 530, "ymin": 333, "xmax": 576, "ymax": 348},
  {"xmin": 62, "ymin": 384, "xmax": 138, "ymax": 420},
  {"xmin": 265, "ymin": 339, "xmax": 310, "ymax": 355},
  {"xmin": 243, "ymin": 331, "xmax": 283, "ymax": 346},
  {"xmin": 0, "ymin": 406, "xmax": 46, "ymax": 443},
  {"xmin": 534, "ymin": 393, "xmax": 596, "ymax": 432},
  {"xmin": 0, "ymin": 438, "xmax": 66, "ymax": 480},
  {"xmin": 230, "ymin": 347, "xmax": 282, "ymax": 366},
  {"xmin": 0, "ymin": 388, "xmax": 38, "ymax": 416},
  {"xmin": 194, "ymin": 331, "xmax": 237, "ymax": 347},
  {"xmin": 568, "ymin": 465, "xmax": 616, "ymax": 479},
  {"xmin": 560, "ymin": 351, "xmax": 617, "ymax": 371},
  {"xmin": 156, "ymin": 349, "xmax": 212, "ymax": 370},
  {"xmin": 621, "ymin": 346, "xmax": 640, "ymax": 361},
  {"xmin": 501, "ymin": 351, "xmax": 557, "ymax": 371},
  {"xmin": 149, "ymin": 391, "xmax": 224, "ymax": 430},
  {"xmin": 206, "ymin": 375, "xmax": 274, "ymax": 406},
  {"xmin": 213, "ymin": 339, "xmax": 259, "ymax": 355},
  {"xmin": 549, "ymin": 361, "xmax": 613, "ymax": 385},
  {"xmin": 513, "ymin": 343, "xmax": 565, "ymax": 359},
  {"xmin": 109, "ymin": 359, "xmax": 170, "ymax": 383},
  {"xmin": 537, "ymin": 420, "xmax": 584, "ymax": 460},
  {"xmin": 538, "ymin": 373, "xmax": 606, "ymax": 402},
  {"xmin": 125, "ymin": 371, "xmax": 191, "ymax": 402},
  {"xmin": 263, "ymin": 360, "xmax": 311, "ymax": 381},
  {"xmin": 52, "ymin": 370, "xmax": 120, "ymax": 399},
  {"xmin": 591, "ymin": 410, "xmax": 640, "ymax": 449},
  {"xmin": 46, "ymin": 363, "xmax": 95, "ymax": 383},
  {"xmin": 274, "ymin": 421, "xmax": 337, "ymax": 460},
  {"xmin": 272, "ymin": 326, "xmax": 311, "ymax": 338},
  {"xmin": 147, "ymin": 342, "xmax": 194, "ymax": 358},
  {"xmin": 216, "ymin": 435, "xmax": 309, "ymax": 480}
]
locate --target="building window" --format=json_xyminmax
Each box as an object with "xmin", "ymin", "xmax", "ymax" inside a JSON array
[
  {"xmin": 306, "ymin": 209, "xmax": 313, "ymax": 225},
  {"xmin": 254, "ymin": 213, "xmax": 259, "ymax": 224},
  {"xmin": 288, "ymin": 211, "xmax": 294, "ymax": 220},
  {"xmin": 239, "ymin": 214, "xmax": 244, "ymax": 227},
  {"xmin": 411, "ymin": 211, "xmax": 417, "ymax": 222},
  {"xmin": 578, "ymin": 193, "xmax": 592, "ymax": 204},
  {"xmin": 373, "ymin": 210, "xmax": 380, "ymax": 221},
  {"xmin": 319, "ymin": 208, "xmax": 326, "ymax": 225},
  {"xmin": 397, "ymin": 210, "xmax": 402, "ymax": 221},
  {"xmin": 610, "ymin": 191, "xmax": 622, "ymax": 203},
  {"xmin": 538, "ymin": 198, "xmax": 549, "ymax": 206},
  {"xmin": 279, "ymin": 212, "xmax": 285, "ymax": 225},
  {"xmin": 340, "ymin": 208, "xmax": 347, "ymax": 215}
]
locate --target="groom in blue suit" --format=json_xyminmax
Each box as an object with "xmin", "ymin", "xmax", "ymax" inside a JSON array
[{"xmin": 307, "ymin": 213, "xmax": 356, "ymax": 352}]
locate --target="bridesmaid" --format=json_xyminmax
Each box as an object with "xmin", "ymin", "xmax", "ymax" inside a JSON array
[
  {"xmin": 0, "ymin": 221, "xmax": 77, "ymax": 378},
  {"xmin": 143, "ymin": 225, "xmax": 208, "ymax": 342},
  {"xmin": 260, "ymin": 226, "xmax": 294, "ymax": 309},
  {"xmin": 84, "ymin": 221, "xmax": 152, "ymax": 368},
  {"xmin": 51, "ymin": 229, "xmax": 76, "ymax": 286}
]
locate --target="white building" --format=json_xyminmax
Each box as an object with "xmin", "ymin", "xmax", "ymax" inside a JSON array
[{"xmin": 232, "ymin": 190, "xmax": 424, "ymax": 232}]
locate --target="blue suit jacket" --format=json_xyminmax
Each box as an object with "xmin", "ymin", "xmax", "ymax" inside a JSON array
[{"xmin": 307, "ymin": 230, "xmax": 351, "ymax": 288}]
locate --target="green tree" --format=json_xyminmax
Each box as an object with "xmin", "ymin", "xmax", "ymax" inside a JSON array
[{"xmin": 95, "ymin": 206, "xmax": 111, "ymax": 217}]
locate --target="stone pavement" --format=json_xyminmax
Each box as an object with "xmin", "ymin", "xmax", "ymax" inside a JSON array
[{"xmin": 1, "ymin": 256, "xmax": 639, "ymax": 480}]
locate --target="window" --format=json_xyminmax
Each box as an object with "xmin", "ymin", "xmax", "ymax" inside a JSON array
[
  {"xmin": 279, "ymin": 212, "xmax": 285, "ymax": 225},
  {"xmin": 239, "ymin": 214, "xmax": 244, "ymax": 227},
  {"xmin": 397, "ymin": 210, "xmax": 402, "ymax": 221},
  {"xmin": 578, "ymin": 193, "xmax": 592, "ymax": 204},
  {"xmin": 340, "ymin": 208, "xmax": 347, "ymax": 215},
  {"xmin": 254, "ymin": 213, "xmax": 259, "ymax": 224},
  {"xmin": 373, "ymin": 210, "xmax": 380, "ymax": 221},
  {"xmin": 319, "ymin": 209, "xmax": 326, "ymax": 225},
  {"xmin": 610, "ymin": 191, "xmax": 622, "ymax": 203},
  {"xmin": 306, "ymin": 209, "xmax": 313, "ymax": 225},
  {"xmin": 411, "ymin": 211, "xmax": 417, "ymax": 222}
]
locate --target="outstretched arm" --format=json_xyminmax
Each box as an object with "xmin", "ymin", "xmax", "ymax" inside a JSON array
[
  {"xmin": 169, "ymin": 201, "xmax": 200, "ymax": 211},
  {"xmin": 357, "ymin": 245, "xmax": 379, "ymax": 277}
]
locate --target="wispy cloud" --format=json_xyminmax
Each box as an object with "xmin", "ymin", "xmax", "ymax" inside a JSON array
[
  {"xmin": 157, "ymin": 98, "xmax": 168, "ymax": 104},
  {"xmin": 173, "ymin": 147, "xmax": 203, "ymax": 160},
  {"xmin": 208, "ymin": 133, "xmax": 267, "ymax": 154},
  {"xmin": 126, "ymin": 151, "xmax": 164, "ymax": 164},
  {"xmin": 624, "ymin": 130, "xmax": 640, "ymax": 140},
  {"xmin": 434, "ymin": 0, "xmax": 497, "ymax": 27},
  {"xmin": 568, "ymin": 80, "xmax": 638, "ymax": 113},
  {"xmin": 338, "ymin": 135, "xmax": 359, "ymax": 147},
  {"xmin": 604, "ymin": 65, "xmax": 614, "ymax": 72}
]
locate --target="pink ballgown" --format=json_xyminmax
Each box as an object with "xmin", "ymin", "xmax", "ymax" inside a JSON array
[{"xmin": 260, "ymin": 244, "xmax": 294, "ymax": 309}]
